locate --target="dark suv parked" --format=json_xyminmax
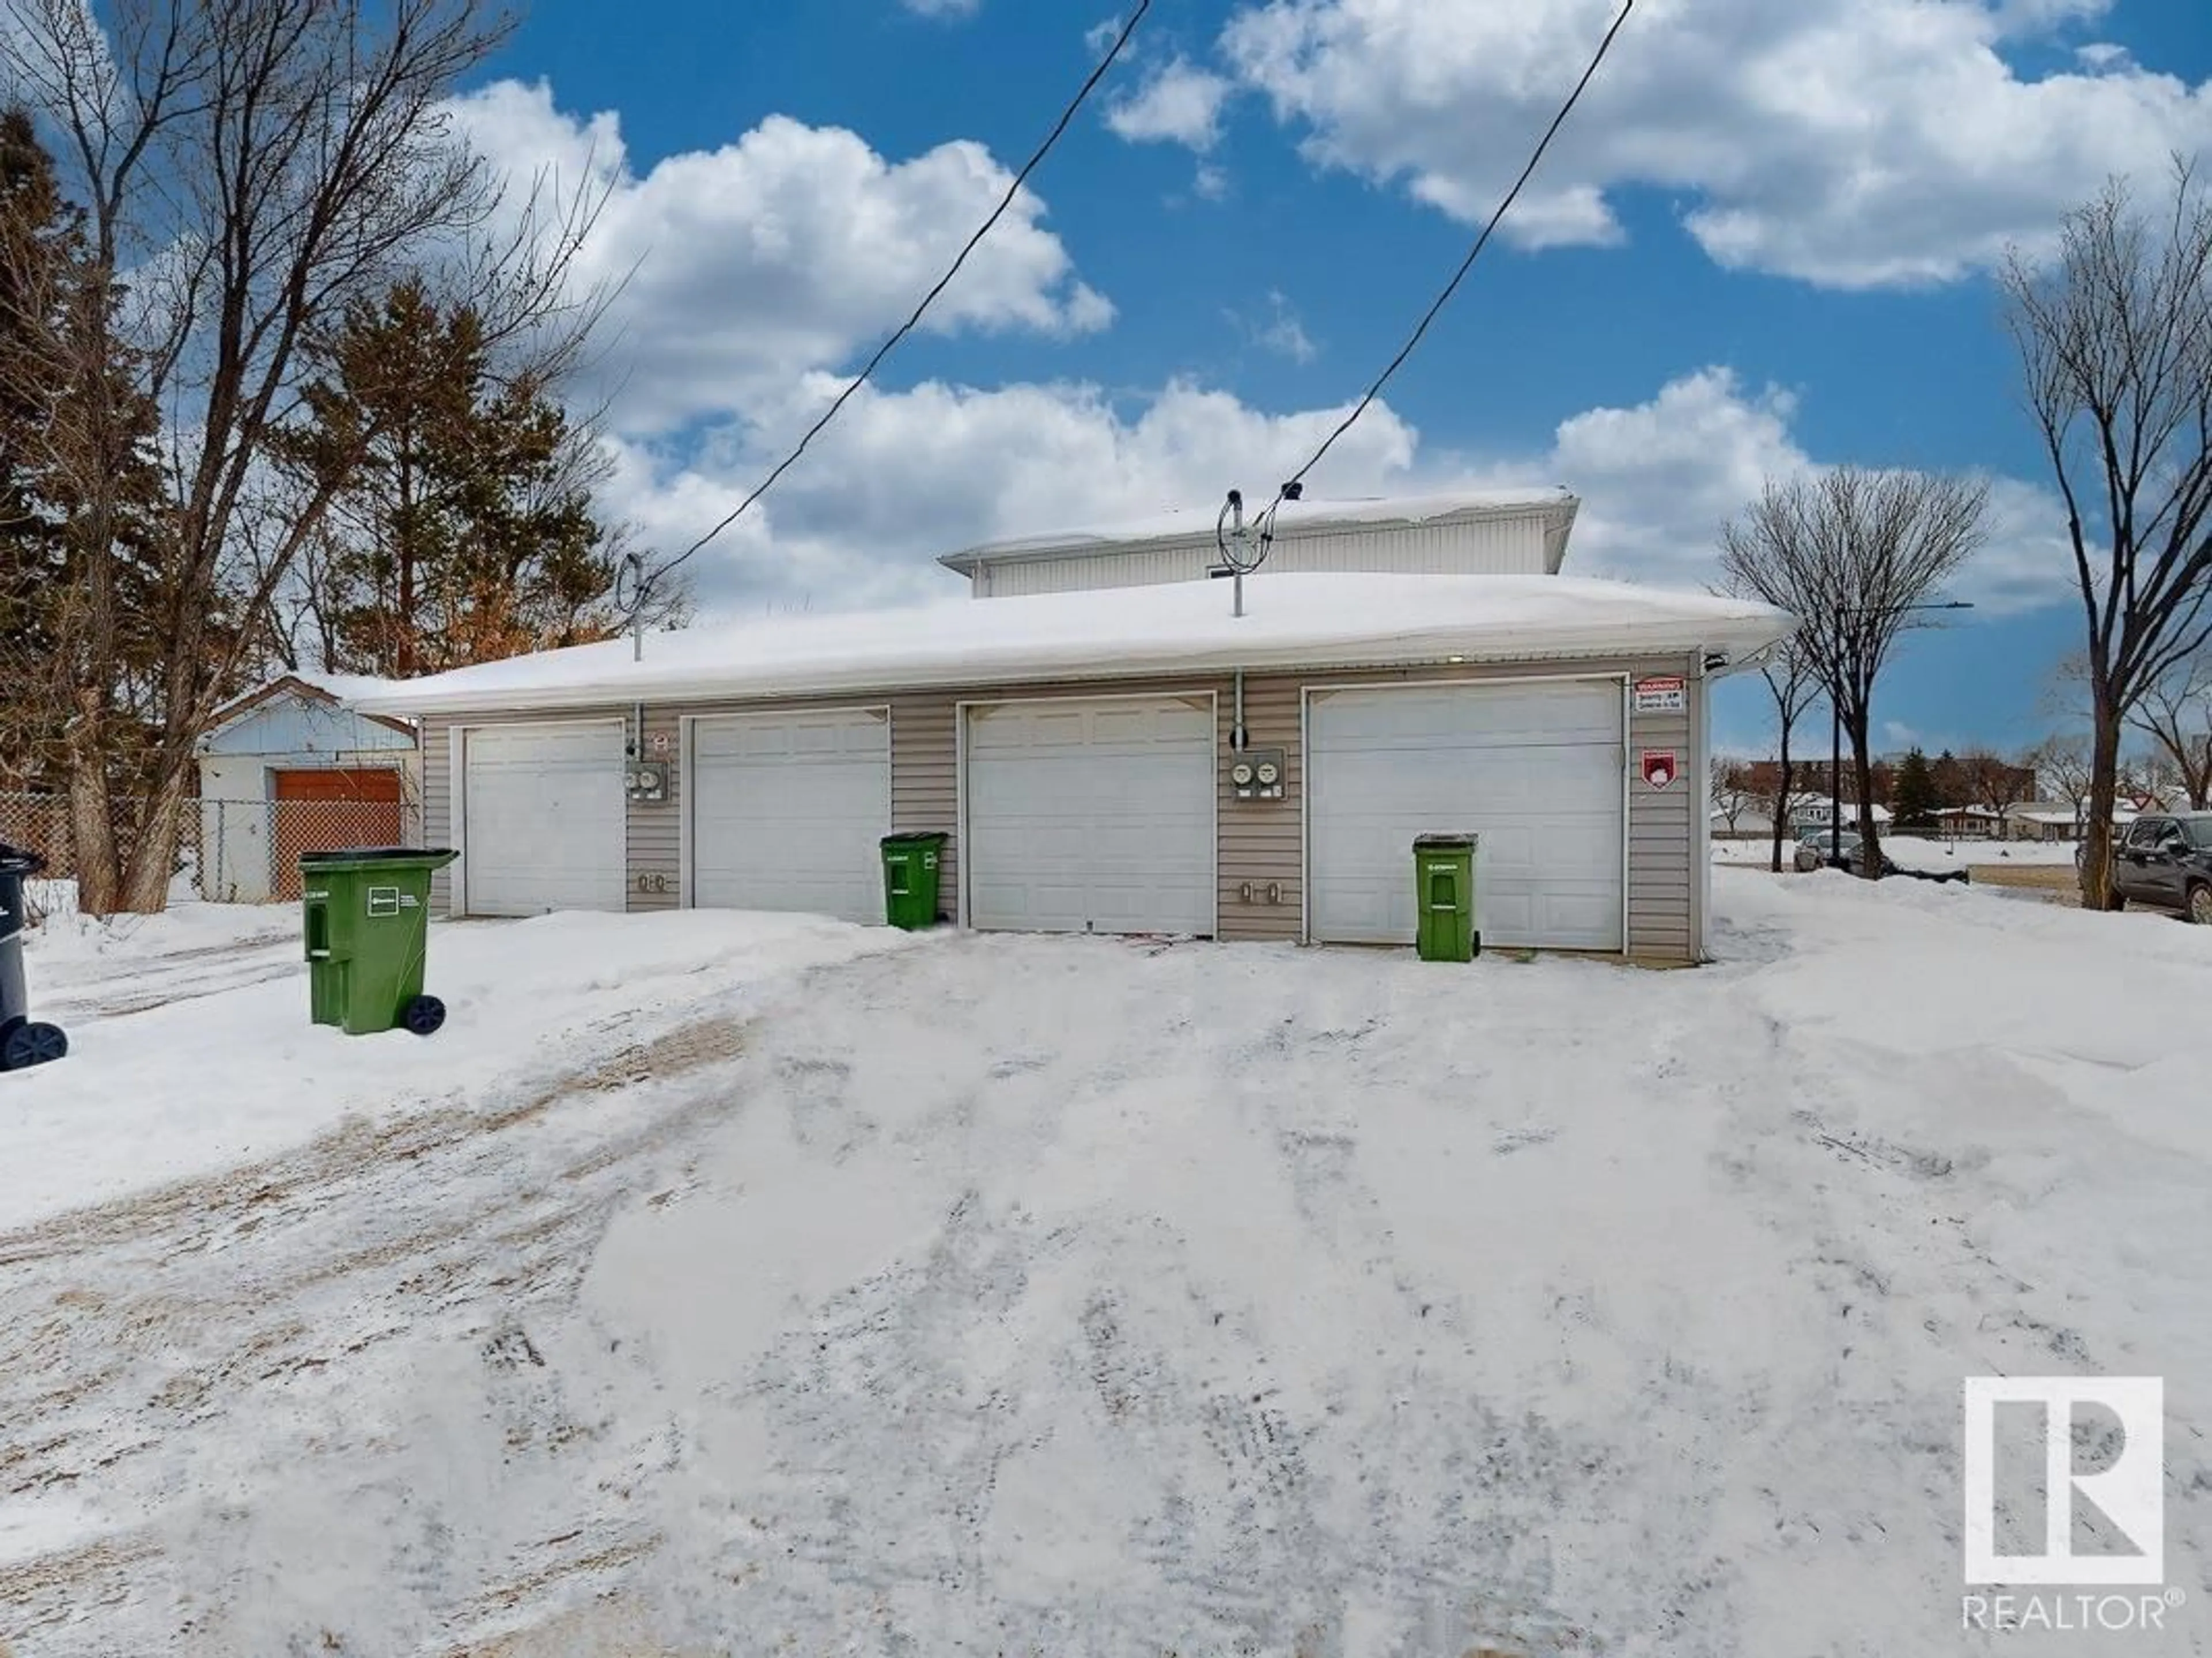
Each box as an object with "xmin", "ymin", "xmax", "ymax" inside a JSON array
[{"xmin": 2105, "ymin": 813, "xmax": 2212, "ymax": 924}]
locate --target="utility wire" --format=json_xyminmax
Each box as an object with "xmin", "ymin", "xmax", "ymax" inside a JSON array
[
  {"xmin": 1254, "ymin": 0, "xmax": 1636, "ymax": 540},
  {"xmin": 635, "ymin": 0, "xmax": 1152, "ymax": 606}
]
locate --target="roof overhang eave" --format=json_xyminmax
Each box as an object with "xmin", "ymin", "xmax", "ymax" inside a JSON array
[{"xmin": 349, "ymin": 613, "xmax": 1794, "ymax": 719}]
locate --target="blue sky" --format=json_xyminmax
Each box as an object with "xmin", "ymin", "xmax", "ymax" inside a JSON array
[{"xmin": 449, "ymin": 0, "xmax": 2212, "ymax": 757}]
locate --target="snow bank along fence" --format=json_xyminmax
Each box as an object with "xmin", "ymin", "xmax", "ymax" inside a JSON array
[{"xmin": 1, "ymin": 790, "xmax": 416, "ymax": 907}]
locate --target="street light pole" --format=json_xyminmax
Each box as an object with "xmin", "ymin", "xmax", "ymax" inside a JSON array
[{"xmin": 1831, "ymin": 682, "xmax": 1843, "ymax": 866}]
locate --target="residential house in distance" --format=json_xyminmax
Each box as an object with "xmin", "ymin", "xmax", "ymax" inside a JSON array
[
  {"xmin": 1931, "ymin": 805, "xmax": 2009, "ymax": 840},
  {"xmin": 1790, "ymin": 798, "xmax": 1892, "ymax": 838},
  {"xmin": 2004, "ymin": 802, "xmax": 2140, "ymax": 843}
]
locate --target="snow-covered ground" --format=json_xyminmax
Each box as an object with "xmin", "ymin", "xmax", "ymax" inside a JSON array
[
  {"xmin": 1713, "ymin": 833, "xmax": 2085, "ymax": 871},
  {"xmin": 2, "ymin": 876, "xmax": 2207, "ymax": 1656},
  {"xmin": 6, "ymin": 905, "xmax": 915, "ymax": 1230}
]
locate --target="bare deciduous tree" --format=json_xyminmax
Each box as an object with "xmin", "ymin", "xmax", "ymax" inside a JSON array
[
  {"xmin": 2, "ymin": 0, "xmax": 605, "ymax": 912},
  {"xmin": 2026, "ymin": 734, "xmax": 2095, "ymax": 838},
  {"xmin": 1719, "ymin": 468, "xmax": 1988, "ymax": 878},
  {"xmin": 2127, "ymin": 652, "xmax": 2212, "ymax": 809},
  {"xmin": 1959, "ymin": 750, "xmax": 2036, "ymax": 833},
  {"xmin": 1753, "ymin": 639, "xmax": 1821, "ymax": 872},
  {"xmin": 1709, "ymin": 758, "xmax": 1758, "ymax": 838},
  {"xmin": 2003, "ymin": 162, "xmax": 2212, "ymax": 907}
]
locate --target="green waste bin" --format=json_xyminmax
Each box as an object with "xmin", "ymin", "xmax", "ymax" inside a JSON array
[
  {"xmin": 880, "ymin": 832, "xmax": 947, "ymax": 931},
  {"xmin": 301, "ymin": 847, "xmax": 459, "ymax": 1035},
  {"xmin": 1413, "ymin": 833, "xmax": 1479, "ymax": 963}
]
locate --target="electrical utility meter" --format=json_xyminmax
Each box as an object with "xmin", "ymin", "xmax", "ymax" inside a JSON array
[{"xmin": 1228, "ymin": 748, "xmax": 1286, "ymax": 802}]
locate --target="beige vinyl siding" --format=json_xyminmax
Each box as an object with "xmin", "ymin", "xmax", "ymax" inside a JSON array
[
  {"xmin": 420, "ymin": 650, "xmax": 1705, "ymax": 961},
  {"xmin": 1688, "ymin": 670, "xmax": 1711, "ymax": 961},
  {"xmin": 1627, "ymin": 668, "xmax": 1694, "ymax": 961},
  {"xmin": 1217, "ymin": 675, "xmax": 1302, "ymax": 942},
  {"xmin": 889, "ymin": 693, "xmax": 959, "ymax": 920},
  {"xmin": 633, "ymin": 707, "xmax": 683, "ymax": 912},
  {"xmin": 422, "ymin": 717, "xmax": 452, "ymax": 911}
]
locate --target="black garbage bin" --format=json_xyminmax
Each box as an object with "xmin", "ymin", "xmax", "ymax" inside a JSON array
[{"xmin": 0, "ymin": 843, "xmax": 67, "ymax": 1072}]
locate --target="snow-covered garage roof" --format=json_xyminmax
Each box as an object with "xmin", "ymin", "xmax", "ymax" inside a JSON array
[
  {"xmin": 939, "ymin": 488, "xmax": 1577, "ymax": 572},
  {"xmin": 347, "ymin": 571, "xmax": 1797, "ymax": 717},
  {"xmin": 205, "ymin": 671, "xmax": 415, "ymax": 739}
]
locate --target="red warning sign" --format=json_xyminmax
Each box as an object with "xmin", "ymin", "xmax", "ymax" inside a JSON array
[{"xmin": 1641, "ymin": 749, "xmax": 1679, "ymax": 790}]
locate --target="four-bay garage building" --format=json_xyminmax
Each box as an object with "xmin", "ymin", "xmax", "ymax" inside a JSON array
[{"xmin": 349, "ymin": 571, "xmax": 1793, "ymax": 964}]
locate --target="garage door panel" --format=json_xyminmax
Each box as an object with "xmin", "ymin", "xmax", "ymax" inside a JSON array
[
  {"xmin": 1309, "ymin": 683, "xmax": 1624, "ymax": 951},
  {"xmin": 463, "ymin": 723, "xmax": 627, "ymax": 917},
  {"xmin": 967, "ymin": 696, "xmax": 1214, "ymax": 936},
  {"xmin": 691, "ymin": 711, "xmax": 889, "ymax": 924},
  {"xmin": 1317, "ymin": 806, "xmax": 1610, "ymax": 878},
  {"xmin": 1316, "ymin": 686, "xmax": 1620, "ymax": 749},
  {"xmin": 1543, "ymin": 889, "xmax": 1622, "ymax": 938}
]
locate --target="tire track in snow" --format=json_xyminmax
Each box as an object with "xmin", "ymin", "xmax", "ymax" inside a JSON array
[{"xmin": 0, "ymin": 1008, "xmax": 760, "ymax": 1651}]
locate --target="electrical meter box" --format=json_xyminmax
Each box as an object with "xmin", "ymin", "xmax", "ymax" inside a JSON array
[
  {"xmin": 1227, "ymin": 748, "xmax": 1286, "ymax": 801},
  {"xmin": 624, "ymin": 759, "xmax": 669, "ymax": 803}
]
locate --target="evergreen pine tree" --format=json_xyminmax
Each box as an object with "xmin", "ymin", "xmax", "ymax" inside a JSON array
[
  {"xmin": 1892, "ymin": 747, "xmax": 1940, "ymax": 829},
  {"xmin": 0, "ymin": 107, "xmax": 171, "ymax": 795},
  {"xmin": 279, "ymin": 279, "xmax": 619, "ymax": 678}
]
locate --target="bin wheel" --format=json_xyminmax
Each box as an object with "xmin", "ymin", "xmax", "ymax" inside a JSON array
[
  {"xmin": 1, "ymin": 1020, "xmax": 68, "ymax": 1071},
  {"xmin": 400, "ymin": 995, "xmax": 446, "ymax": 1038}
]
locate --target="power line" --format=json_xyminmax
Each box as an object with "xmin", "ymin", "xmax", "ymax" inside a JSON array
[
  {"xmin": 634, "ymin": 0, "xmax": 1152, "ymax": 607},
  {"xmin": 1251, "ymin": 0, "xmax": 1637, "ymax": 541}
]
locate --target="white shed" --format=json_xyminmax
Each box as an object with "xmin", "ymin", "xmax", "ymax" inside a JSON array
[
  {"xmin": 938, "ymin": 490, "xmax": 1580, "ymax": 598},
  {"xmin": 195, "ymin": 674, "xmax": 421, "ymax": 902}
]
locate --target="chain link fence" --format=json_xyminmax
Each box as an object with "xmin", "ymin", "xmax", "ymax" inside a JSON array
[{"xmin": 1, "ymin": 789, "xmax": 415, "ymax": 917}]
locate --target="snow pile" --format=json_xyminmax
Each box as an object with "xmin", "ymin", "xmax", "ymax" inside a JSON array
[
  {"xmin": 2, "ymin": 908, "xmax": 912, "ymax": 1230},
  {"xmin": 350, "ymin": 571, "xmax": 1794, "ymax": 715},
  {"xmin": 3, "ymin": 878, "xmax": 2206, "ymax": 1655},
  {"xmin": 22, "ymin": 877, "xmax": 81, "ymax": 926},
  {"xmin": 22, "ymin": 889, "xmax": 291, "ymax": 966},
  {"xmin": 1711, "ymin": 834, "xmax": 2088, "ymax": 872}
]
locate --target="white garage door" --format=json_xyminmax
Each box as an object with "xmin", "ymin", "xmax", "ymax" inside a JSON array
[
  {"xmin": 690, "ymin": 709, "xmax": 891, "ymax": 923},
  {"xmin": 461, "ymin": 722, "xmax": 626, "ymax": 916},
  {"xmin": 1308, "ymin": 681, "xmax": 1624, "ymax": 951},
  {"xmin": 965, "ymin": 695, "xmax": 1215, "ymax": 935}
]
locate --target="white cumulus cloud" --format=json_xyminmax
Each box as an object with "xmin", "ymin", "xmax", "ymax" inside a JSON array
[
  {"xmin": 602, "ymin": 366, "xmax": 2075, "ymax": 621},
  {"xmin": 1106, "ymin": 58, "xmax": 1236, "ymax": 150},
  {"xmin": 448, "ymin": 80, "xmax": 1113, "ymax": 433},
  {"xmin": 1219, "ymin": 0, "xmax": 2212, "ymax": 286},
  {"xmin": 604, "ymin": 376, "xmax": 1422, "ymax": 614}
]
